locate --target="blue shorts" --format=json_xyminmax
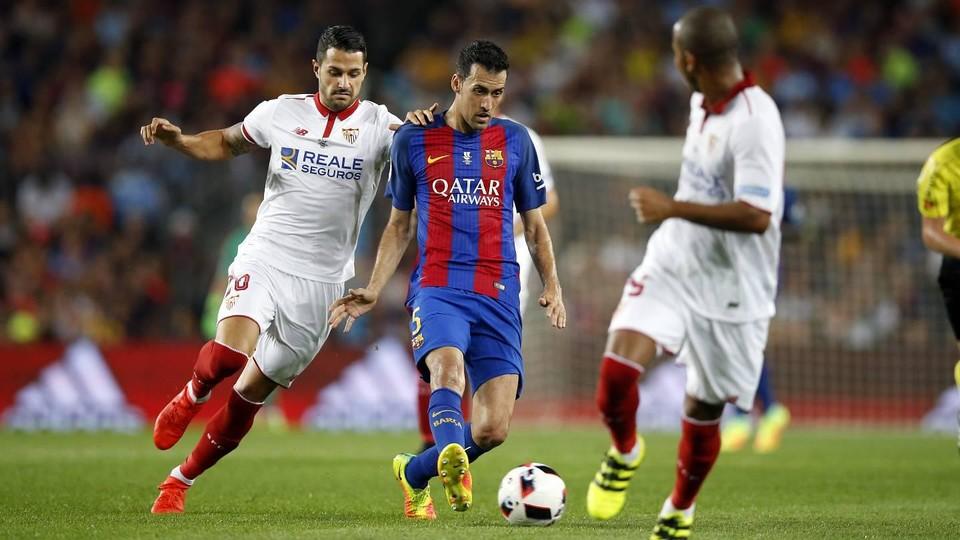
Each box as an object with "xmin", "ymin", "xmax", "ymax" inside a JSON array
[{"xmin": 408, "ymin": 287, "xmax": 524, "ymax": 397}]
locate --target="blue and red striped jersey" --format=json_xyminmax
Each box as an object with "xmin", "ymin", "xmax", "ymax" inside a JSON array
[{"xmin": 386, "ymin": 115, "xmax": 546, "ymax": 308}]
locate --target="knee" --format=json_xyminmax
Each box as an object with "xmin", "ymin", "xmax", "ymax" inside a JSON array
[
  {"xmin": 427, "ymin": 349, "xmax": 465, "ymax": 393},
  {"xmin": 196, "ymin": 341, "xmax": 249, "ymax": 380},
  {"xmin": 683, "ymin": 397, "xmax": 724, "ymax": 422},
  {"xmin": 233, "ymin": 364, "xmax": 277, "ymax": 404},
  {"xmin": 472, "ymin": 422, "xmax": 509, "ymax": 450}
]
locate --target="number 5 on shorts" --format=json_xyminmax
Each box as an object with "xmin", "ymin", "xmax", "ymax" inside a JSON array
[{"xmin": 410, "ymin": 307, "xmax": 424, "ymax": 350}]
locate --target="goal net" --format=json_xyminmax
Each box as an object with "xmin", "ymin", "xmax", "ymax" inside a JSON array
[{"xmin": 517, "ymin": 137, "xmax": 952, "ymax": 426}]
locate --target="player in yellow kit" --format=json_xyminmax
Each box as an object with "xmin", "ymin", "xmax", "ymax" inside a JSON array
[{"xmin": 916, "ymin": 137, "xmax": 960, "ymax": 452}]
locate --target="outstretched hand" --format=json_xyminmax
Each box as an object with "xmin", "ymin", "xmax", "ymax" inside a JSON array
[
  {"xmin": 328, "ymin": 288, "xmax": 379, "ymax": 332},
  {"xmin": 140, "ymin": 117, "xmax": 183, "ymax": 146},
  {"xmin": 538, "ymin": 283, "xmax": 567, "ymax": 329}
]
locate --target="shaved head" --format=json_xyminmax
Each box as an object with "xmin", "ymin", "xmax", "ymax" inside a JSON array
[{"xmin": 674, "ymin": 6, "xmax": 739, "ymax": 69}]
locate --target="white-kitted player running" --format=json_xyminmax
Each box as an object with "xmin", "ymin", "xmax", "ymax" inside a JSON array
[
  {"xmin": 585, "ymin": 7, "xmax": 784, "ymax": 539},
  {"xmin": 141, "ymin": 26, "xmax": 402, "ymax": 515}
]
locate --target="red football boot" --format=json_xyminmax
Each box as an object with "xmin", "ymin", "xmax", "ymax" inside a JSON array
[
  {"xmin": 153, "ymin": 384, "xmax": 204, "ymax": 450},
  {"xmin": 151, "ymin": 475, "xmax": 190, "ymax": 514}
]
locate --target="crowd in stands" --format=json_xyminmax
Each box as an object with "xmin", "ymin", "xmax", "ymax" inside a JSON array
[{"xmin": 3, "ymin": 0, "xmax": 959, "ymax": 343}]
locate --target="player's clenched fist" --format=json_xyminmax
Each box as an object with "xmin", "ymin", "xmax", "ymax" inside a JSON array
[
  {"xmin": 328, "ymin": 287, "xmax": 379, "ymax": 332},
  {"xmin": 140, "ymin": 117, "xmax": 183, "ymax": 146},
  {"xmin": 629, "ymin": 186, "xmax": 674, "ymax": 224}
]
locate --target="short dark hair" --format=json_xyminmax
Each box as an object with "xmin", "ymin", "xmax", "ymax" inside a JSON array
[
  {"xmin": 676, "ymin": 6, "xmax": 739, "ymax": 69},
  {"xmin": 316, "ymin": 25, "xmax": 367, "ymax": 63},
  {"xmin": 456, "ymin": 40, "xmax": 509, "ymax": 78}
]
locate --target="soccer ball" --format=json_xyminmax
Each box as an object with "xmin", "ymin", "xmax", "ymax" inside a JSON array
[{"xmin": 497, "ymin": 463, "xmax": 566, "ymax": 526}]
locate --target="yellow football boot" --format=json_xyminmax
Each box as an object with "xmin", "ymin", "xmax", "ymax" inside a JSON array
[
  {"xmin": 392, "ymin": 453, "xmax": 437, "ymax": 520},
  {"xmin": 586, "ymin": 435, "xmax": 645, "ymax": 520},
  {"xmin": 437, "ymin": 443, "xmax": 472, "ymax": 511},
  {"xmin": 754, "ymin": 404, "xmax": 791, "ymax": 454},
  {"xmin": 720, "ymin": 415, "xmax": 751, "ymax": 453}
]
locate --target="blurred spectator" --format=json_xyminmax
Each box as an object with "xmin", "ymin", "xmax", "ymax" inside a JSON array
[{"xmin": 2, "ymin": 0, "xmax": 959, "ymax": 344}]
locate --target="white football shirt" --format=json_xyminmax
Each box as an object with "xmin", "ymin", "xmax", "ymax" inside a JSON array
[
  {"xmin": 237, "ymin": 94, "xmax": 401, "ymax": 282},
  {"xmin": 509, "ymin": 118, "xmax": 555, "ymax": 232},
  {"xmin": 641, "ymin": 76, "xmax": 784, "ymax": 322}
]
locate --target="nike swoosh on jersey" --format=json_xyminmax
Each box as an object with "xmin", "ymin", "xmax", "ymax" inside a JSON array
[
  {"xmin": 432, "ymin": 409, "xmax": 457, "ymax": 418},
  {"xmin": 427, "ymin": 154, "xmax": 450, "ymax": 164}
]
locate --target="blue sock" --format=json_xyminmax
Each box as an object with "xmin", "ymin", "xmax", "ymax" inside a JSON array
[
  {"xmin": 756, "ymin": 361, "xmax": 776, "ymax": 412},
  {"xmin": 426, "ymin": 388, "xmax": 465, "ymax": 451},
  {"xmin": 405, "ymin": 422, "xmax": 489, "ymax": 489},
  {"xmin": 463, "ymin": 422, "xmax": 488, "ymax": 463},
  {"xmin": 405, "ymin": 445, "xmax": 439, "ymax": 489}
]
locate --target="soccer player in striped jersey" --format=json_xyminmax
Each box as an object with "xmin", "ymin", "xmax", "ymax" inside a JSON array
[
  {"xmin": 916, "ymin": 137, "xmax": 960, "ymax": 452},
  {"xmin": 405, "ymin": 106, "xmax": 560, "ymax": 452},
  {"xmin": 329, "ymin": 40, "xmax": 566, "ymax": 519}
]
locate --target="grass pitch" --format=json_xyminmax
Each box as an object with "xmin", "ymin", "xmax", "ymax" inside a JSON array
[{"xmin": 1, "ymin": 426, "xmax": 957, "ymax": 538}]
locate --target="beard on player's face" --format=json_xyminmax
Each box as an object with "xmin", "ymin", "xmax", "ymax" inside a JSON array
[
  {"xmin": 314, "ymin": 50, "xmax": 366, "ymax": 112},
  {"xmin": 454, "ymin": 66, "xmax": 505, "ymax": 130},
  {"xmin": 321, "ymin": 83, "xmax": 359, "ymax": 111}
]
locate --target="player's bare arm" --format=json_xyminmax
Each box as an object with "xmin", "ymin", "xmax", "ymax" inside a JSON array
[
  {"xmin": 139, "ymin": 118, "xmax": 255, "ymax": 160},
  {"xmin": 520, "ymin": 207, "xmax": 566, "ymax": 329},
  {"xmin": 328, "ymin": 207, "xmax": 415, "ymax": 331},
  {"xmin": 922, "ymin": 217, "xmax": 960, "ymax": 259},
  {"xmin": 629, "ymin": 186, "xmax": 769, "ymax": 234}
]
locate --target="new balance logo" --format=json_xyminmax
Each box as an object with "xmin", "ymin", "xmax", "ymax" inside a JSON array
[{"xmin": 2, "ymin": 339, "xmax": 145, "ymax": 431}]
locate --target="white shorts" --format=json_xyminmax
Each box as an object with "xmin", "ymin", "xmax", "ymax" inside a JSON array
[
  {"xmin": 217, "ymin": 256, "xmax": 344, "ymax": 387},
  {"xmin": 515, "ymin": 234, "xmax": 535, "ymax": 316},
  {"xmin": 608, "ymin": 270, "xmax": 769, "ymax": 411}
]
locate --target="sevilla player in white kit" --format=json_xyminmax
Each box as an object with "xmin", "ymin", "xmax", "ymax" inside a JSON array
[
  {"xmin": 140, "ymin": 26, "xmax": 402, "ymax": 514},
  {"xmin": 585, "ymin": 8, "xmax": 784, "ymax": 539}
]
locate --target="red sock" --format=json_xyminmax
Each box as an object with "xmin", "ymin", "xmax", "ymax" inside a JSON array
[
  {"xmin": 180, "ymin": 389, "xmax": 262, "ymax": 479},
  {"xmin": 671, "ymin": 417, "xmax": 721, "ymax": 509},
  {"xmin": 190, "ymin": 341, "xmax": 248, "ymax": 399},
  {"xmin": 416, "ymin": 379, "xmax": 434, "ymax": 446},
  {"xmin": 595, "ymin": 354, "xmax": 643, "ymax": 454}
]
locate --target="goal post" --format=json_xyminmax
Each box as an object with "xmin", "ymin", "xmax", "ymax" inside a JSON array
[{"xmin": 516, "ymin": 137, "xmax": 952, "ymax": 425}]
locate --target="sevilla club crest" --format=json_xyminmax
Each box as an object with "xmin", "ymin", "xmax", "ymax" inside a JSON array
[{"xmin": 342, "ymin": 128, "xmax": 360, "ymax": 145}]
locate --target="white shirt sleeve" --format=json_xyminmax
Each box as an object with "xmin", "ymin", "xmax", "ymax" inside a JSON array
[
  {"xmin": 378, "ymin": 107, "xmax": 403, "ymax": 162},
  {"xmin": 241, "ymin": 99, "xmax": 278, "ymax": 149},
  {"xmin": 525, "ymin": 126, "xmax": 555, "ymax": 193},
  {"xmin": 730, "ymin": 114, "xmax": 782, "ymax": 213}
]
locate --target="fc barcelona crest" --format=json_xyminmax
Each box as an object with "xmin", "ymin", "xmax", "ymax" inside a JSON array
[
  {"xmin": 484, "ymin": 149, "xmax": 504, "ymax": 168},
  {"xmin": 342, "ymin": 128, "xmax": 360, "ymax": 145}
]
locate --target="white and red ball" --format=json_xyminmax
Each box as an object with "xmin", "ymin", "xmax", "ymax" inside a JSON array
[{"xmin": 497, "ymin": 463, "xmax": 566, "ymax": 526}]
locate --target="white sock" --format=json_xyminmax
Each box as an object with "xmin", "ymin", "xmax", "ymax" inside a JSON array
[
  {"xmin": 186, "ymin": 381, "xmax": 209, "ymax": 404},
  {"xmin": 660, "ymin": 497, "xmax": 695, "ymax": 519},
  {"xmin": 619, "ymin": 442, "xmax": 640, "ymax": 464},
  {"xmin": 170, "ymin": 466, "xmax": 194, "ymax": 486}
]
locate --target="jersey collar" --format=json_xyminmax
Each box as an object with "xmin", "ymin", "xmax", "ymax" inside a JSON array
[
  {"xmin": 313, "ymin": 93, "xmax": 361, "ymax": 120},
  {"xmin": 701, "ymin": 71, "xmax": 755, "ymax": 115}
]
